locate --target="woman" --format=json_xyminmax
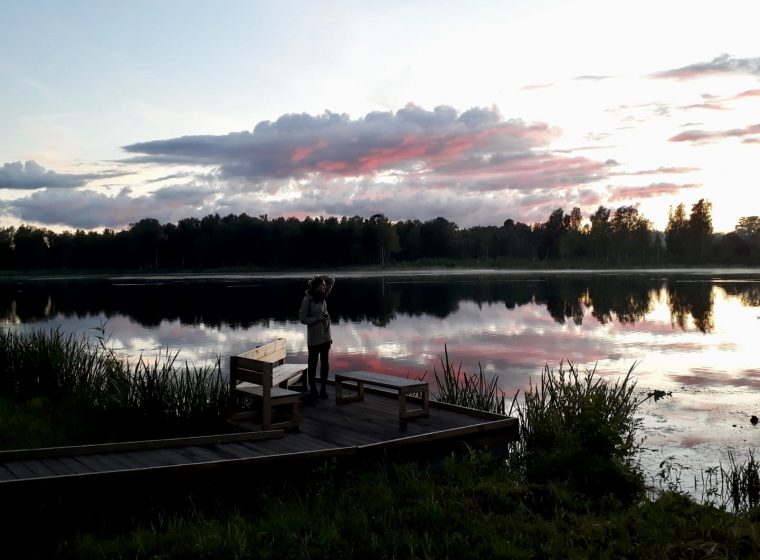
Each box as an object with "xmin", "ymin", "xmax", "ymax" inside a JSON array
[{"xmin": 299, "ymin": 275, "xmax": 335, "ymax": 399}]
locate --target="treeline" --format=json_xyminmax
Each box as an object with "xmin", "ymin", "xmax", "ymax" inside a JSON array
[{"xmin": 1, "ymin": 200, "xmax": 759, "ymax": 270}]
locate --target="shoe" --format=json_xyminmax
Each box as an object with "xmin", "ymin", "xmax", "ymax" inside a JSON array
[{"xmin": 320, "ymin": 389, "xmax": 328, "ymax": 399}]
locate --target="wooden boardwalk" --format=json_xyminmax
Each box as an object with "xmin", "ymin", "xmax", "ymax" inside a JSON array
[{"xmin": 0, "ymin": 385, "xmax": 518, "ymax": 494}]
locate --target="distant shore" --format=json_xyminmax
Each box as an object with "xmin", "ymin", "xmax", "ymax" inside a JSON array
[{"xmin": 2, "ymin": 262, "xmax": 760, "ymax": 281}]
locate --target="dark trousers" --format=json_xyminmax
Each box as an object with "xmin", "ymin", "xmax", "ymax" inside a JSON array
[{"xmin": 307, "ymin": 341, "xmax": 330, "ymax": 393}]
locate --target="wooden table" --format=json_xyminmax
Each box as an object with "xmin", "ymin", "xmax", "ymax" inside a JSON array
[{"xmin": 334, "ymin": 371, "xmax": 429, "ymax": 420}]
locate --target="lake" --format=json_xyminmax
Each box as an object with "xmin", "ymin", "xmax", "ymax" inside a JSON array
[{"xmin": 2, "ymin": 269, "xmax": 760, "ymax": 489}]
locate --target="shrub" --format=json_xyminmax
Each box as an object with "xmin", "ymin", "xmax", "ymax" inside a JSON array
[{"xmin": 514, "ymin": 361, "xmax": 644, "ymax": 502}]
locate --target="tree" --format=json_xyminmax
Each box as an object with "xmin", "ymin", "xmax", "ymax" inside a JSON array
[
  {"xmin": 589, "ymin": 206, "xmax": 612, "ymax": 262},
  {"xmin": 13, "ymin": 225, "xmax": 50, "ymax": 269},
  {"xmin": 736, "ymin": 216, "xmax": 760, "ymax": 251},
  {"xmin": 0, "ymin": 227, "xmax": 15, "ymax": 269},
  {"xmin": 688, "ymin": 198, "xmax": 713, "ymax": 258},
  {"xmin": 611, "ymin": 206, "xmax": 651, "ymax": 262},
  {"xmin": 665, "ymin": 203, "xmax": 688, "ymax": 256},
  {"xmin": 367, "ymin": 214, "xmax": 400, "ymax": 266},
  {"xmin": 537, "ymin": 208, "xmax": 567, "ymax": 260},
  {"xmin": 128, "ymin": 218, "xmax": 163, "ymax": 269}
]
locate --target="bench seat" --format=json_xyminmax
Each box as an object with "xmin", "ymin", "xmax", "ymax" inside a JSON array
[
  {"xmin": 272, "ymin": 363, "xmax": 309, "ymax": 387},
  {"xmin": 335, "ymin": 371, "xmax": 430, "ymax": 420},
  {"xmin": 235, "ymin": 382, "xmax": 302, "ymax": 402}
]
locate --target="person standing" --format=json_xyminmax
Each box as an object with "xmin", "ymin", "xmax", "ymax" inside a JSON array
[{"xmin": 299, "ymin": 275, "xmax": 335, "ymax": 399}]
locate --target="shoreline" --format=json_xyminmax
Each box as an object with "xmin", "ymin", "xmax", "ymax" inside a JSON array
[{"xmin": 2, "ymin": 265, "xmax": 760, "ymax": 281}]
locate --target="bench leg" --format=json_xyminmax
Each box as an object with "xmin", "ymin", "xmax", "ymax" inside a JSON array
[
  {"xmin": 399, "ymin": 386, "xmax": 429, "ymax": 420},
  {"xmin": 335, "ymin": 379, "xmax": 364, "ymax": 403}
]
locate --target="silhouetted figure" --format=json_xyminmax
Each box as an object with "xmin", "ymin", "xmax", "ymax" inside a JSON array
[{"xmin": 299, "ymin": 275, "xmax": 335, "ymax": 399}]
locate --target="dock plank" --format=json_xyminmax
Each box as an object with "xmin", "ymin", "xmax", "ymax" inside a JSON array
[
  {"xmin": 4, "ymin": 461, "xmax": 36, "ymax": 479},
  {"xmin": 0, "ymin": 465, "xmax": 17, "ymax": 481},
  {"xmin": 180, "ymin": 446, "xmax": 224, "ymax": 463},
  {"xmin": 120, "ymin": 451, "xmax": 160, "ymax": 469},
  {"xmin": 0, "ymin": 391, "xmax": 518, "ymax": 491},
  {"xmin": 151, "ymin": 448, "xmax": 194, "ymax": 466},
  {"xmin": 105, "ymin": 452, "xmax": 148, "ymax": 470},
  {"xmin": 207, "ymin": 444, "xmax": 247, "ymax": 461},
  {"xmin": 59, "ymin": 457, "xmax": 95, "ymax": 475},
  {"xmin": 21, "ymin": 459, "xmax": 57, "ymax": 478},
  {"xmin": 218, "ymin": 443, "xmax": 256, "ymax": 459},
  {"xmin": 41, "ymin": 458, "xmax": 79, "ymax": 476}
]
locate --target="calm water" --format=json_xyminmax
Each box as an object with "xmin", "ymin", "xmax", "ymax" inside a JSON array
[{"xmin": 3, "ymin": 269, "xmax": 760, "ymax": 485}]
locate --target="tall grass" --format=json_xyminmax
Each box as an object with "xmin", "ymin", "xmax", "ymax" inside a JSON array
[
  {"xmin": 432, "ymin": 345, "xmax": 510, "ymax": 415},
  {"xmin": 513, "ymin": 361, "xmax": 644, "ymax": 501},
  {"xmin": 0, "ymin": 327, "xmax": 121, "ymax": 403},
  {"xmin": 0, "ymin": 327, "xmax": 229, "ymax": 445}
]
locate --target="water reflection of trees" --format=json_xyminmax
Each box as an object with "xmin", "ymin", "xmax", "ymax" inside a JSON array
[
  {"xmin": 0, "ymin": 275, "xmax": 751, "ymax": 332},
  {"xmin": 719, "ymin": 283, "xmax": 760, "ymax": 307},
  {"xmin": 667, "ymin": 282, "xmax": 715, "ymax": 333}
]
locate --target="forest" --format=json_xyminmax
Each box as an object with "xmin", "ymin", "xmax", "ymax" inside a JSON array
[{"xmin": 0, "ymin": 199, "xmax": 758, "ymax": 270}]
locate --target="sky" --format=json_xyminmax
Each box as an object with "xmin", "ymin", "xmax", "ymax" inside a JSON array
[{"xmin": 1, "ymin": 0, "xmax": 759, "ymax": 233}]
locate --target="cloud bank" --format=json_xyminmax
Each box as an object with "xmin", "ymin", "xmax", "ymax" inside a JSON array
[
  {"xmin": 2, "ymin": 104, "xmax": 709, "ymax": 230},
  {"xmin": 0, "ymin": 161, "xmax": 126, "ymax": 189}
]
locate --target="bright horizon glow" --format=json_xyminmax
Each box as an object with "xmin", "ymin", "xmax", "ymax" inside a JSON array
[{"xmin": 1, "ymin": 0, "xmax": 759, "ymax": 233}]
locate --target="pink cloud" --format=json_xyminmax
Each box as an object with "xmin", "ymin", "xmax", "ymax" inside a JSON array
[
  {"xmin": 607, "ymin": 183, "xmax": 701, "ymax": 202},
  {"xmin": 614, "ymin": 166, "xmax": 700, "ymax": 176},
  {"xmin": 681, "ymin": 103, "xmax": 727, "ymax": 111},
  {"xmin": 669, "ymin": 123, "xmax": 760, "ymax": 144},
  {"xmin": 734, "ymin": 89, "xmax": 760, "ymax": 99}
]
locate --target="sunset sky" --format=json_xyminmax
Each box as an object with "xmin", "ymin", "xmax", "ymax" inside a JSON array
[{"xmin": 1, "ymin": 0, "xmax": 759, "ymax": 233}]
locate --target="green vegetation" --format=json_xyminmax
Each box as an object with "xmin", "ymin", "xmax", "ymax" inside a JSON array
[
  {"xmin": 1, "ymin": 200, "xmax": 759, "ymax": 272},
  {"xmin": 432, "ymin": 344, "xmax": 509, "ymax": 415},
  {"xmin": 56, "ymin": 453, "xmax": 760, "ymax": 560},
  {"xmin": 0, "ymin": 327, "xmax": 229, "ymax": 448},
  {"xmin": 51, "ymin": 360, "xmax": 760, "ymax": 559},
  {"xmin": 514, "ymin": 362, "xmax": 643, "ymax": 502},
  {"xmin": 5, "ymin": 333, "xmax": 760, "ymax": 557}
]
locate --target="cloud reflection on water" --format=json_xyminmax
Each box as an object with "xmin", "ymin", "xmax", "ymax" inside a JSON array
[{"xmin": 3, "ymin": 272, "xmax": 760, "ymax": 482}]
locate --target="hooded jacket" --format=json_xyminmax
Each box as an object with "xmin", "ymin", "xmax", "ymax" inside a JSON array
[{"xmin": 299, "ymin": 276, "xmax": 335, "ymax": 346}]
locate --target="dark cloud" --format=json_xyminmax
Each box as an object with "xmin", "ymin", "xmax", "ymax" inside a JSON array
[
  {"xmin": 4, "ymin": 184, "xmax": 220, "ymax": 229},
  {"xmin": 144, "ymin": 172, "xmax": 194, "ymax": 184},
  {"xmin": 0, "ymin": 160, "xmax": 127, "ymax": 190},
  {"xmin": 122, "ymin": 106, "xmax": 566, "ymax": 183},
  {"xmin": 669, "ymin": 123, "xmax": 760, "ymax": 143},
  {"xmin": 651, "ymin": 54, "xmax": 760, "ymax": 80}
]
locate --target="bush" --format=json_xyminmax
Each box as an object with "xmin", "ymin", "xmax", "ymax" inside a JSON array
[{"xmin": 514, "ymin": 361, "xmax": 644, "ymax": 502}]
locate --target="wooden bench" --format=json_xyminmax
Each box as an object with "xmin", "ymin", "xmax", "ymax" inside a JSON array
[
  {"xmin": 229, "ymin": 338, "xmax": 307, "ymax": 430},
  {"xmin": 334, "ymin": 371, "xmax": 430, "ymax": 420}
]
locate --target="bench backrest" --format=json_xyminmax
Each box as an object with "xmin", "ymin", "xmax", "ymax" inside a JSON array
[
  {"xmin": 231, "ymin": 338, "xmax": 288, "ymax": 383},
  {"xmin": 238, "ymin": 338, "xmax": 286, "ymax": 363}
]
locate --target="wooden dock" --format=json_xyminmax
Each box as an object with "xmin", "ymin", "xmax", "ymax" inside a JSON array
[{"xmin": 0, "ymin": 385, "xmax": 518, "ymax": 496}]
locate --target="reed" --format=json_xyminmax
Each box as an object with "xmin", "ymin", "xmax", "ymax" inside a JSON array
[
  {"xmin": 431, "ymin": 344, "xmax": 511, "ymax": 415},
  {"xmin": 0, "ymin": 327, "xmax": 121, "ymax": 404},
  {"xmin": 0, "ymin": 327, "xmax": 229, "ymax": 445},
  {"xmin": 720, "ymin": 450, "xmax": 760, "ymax": 512},
  {"xmin": 514, "ymin": 361, "xmax": 644, "ymax": 501}
]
